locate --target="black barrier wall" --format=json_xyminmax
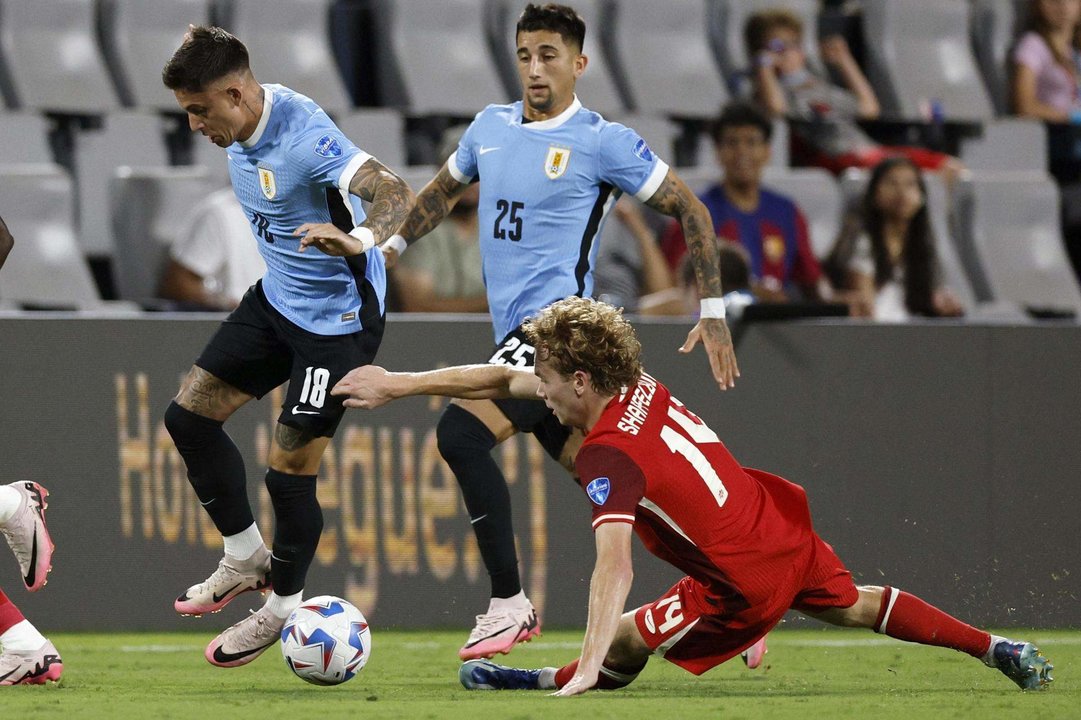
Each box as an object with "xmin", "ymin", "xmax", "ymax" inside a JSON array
[{"xmin": 0, "ymin": 316, "xmax": 1077, "ymax": 631}]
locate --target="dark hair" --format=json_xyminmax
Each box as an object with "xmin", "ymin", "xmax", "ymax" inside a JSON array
[
  {"xmin": 744, "ymin": 9, "xmax": 803, "ymax": 55},
  {"xmin": 162, "ymin": 26, "xmax": 250, "ymax": 93},
  {"xmin": 826, "ymin": 157, "xmax": 939, "ymax": 316},
  {"xmin": 711, "ymin": 101, "xmax": 772, "ymax": 144},
  {"xmin": 516, "ymin": 4, "xmax": 586, "ymax": 51}
]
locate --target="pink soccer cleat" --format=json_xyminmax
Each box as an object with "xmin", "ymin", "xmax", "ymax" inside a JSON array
[
  {"xmin": 459, "ymin": 597, "xmax": 541, "ymax": 661},
  {"xmin": 0, "ymin": 482, "xmax": 54, "ymax": 592},
  {"xmin": 0, "ymin": 640, "xmax": 63, "ymax": 685},
  {"xmin": 741, "ymin": 636, "xmax": 768, "ymax": 669},
  {"xmin": 205, "ymin": 606, "xmax": 284, "ymax": 668}
]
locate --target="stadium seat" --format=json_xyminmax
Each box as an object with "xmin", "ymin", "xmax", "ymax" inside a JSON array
[
  {"xmin": 960, "ymin": 119, "xmax": 1047, "ymax": 172},
  {"xmin": 0, "ymin": 164, "xmax": 101, "ymax": 309},
  {"xmin": 99, "ymin": 0, "xmax": 212, "ymax": 111},
  {"xmin": 603, "ymin": 0, "xmax": 729, "ymax": 117},
  {"xmin": 966, "ymin": 172, "xmax": 1081, "ymax": 314},
  {"xmin": 0, "ymin": 113, "xmax": 56, "ymax": 164},
  {"xmin": 0, "ymin": 0, "xmax": 121, "ymax": 113},
  {"xmin": 372, "ymin": 0, "xmax": 511, "ymax": 115},
  {"xmin": 970, "ymin": 0, "xmax": 1028, "ymax": 116},
  {"xmin": 110, "ymin": 166, "xmax": 228, "ymax": 302},
  {"xmin": 762, "ymin": 167, "xmax": 842, "ymax": 259},
  {"xmin": 607, "ymin": 113, "xmax": 680, "ymax": 166},
  {"xmin": 229, "ymin": 0, "xmax": 352, "ymax": 115},
  {"xmin": 489, "ymin": 0, "xmax": 627, "ymax": 116},
  {"xmin": 335, "ymin": 109, "xmax": 407, "ymax": 172},
  {"xmin": 711, "ymin": 0, "xmax": 823, "ymax": 84},
  {"xmin": 861, "ymin": 0, "xmax": 994, "ymax": 121},
  {"xmin": 74, "ymin": 112, "xmax": 170, "ymax": 255}
]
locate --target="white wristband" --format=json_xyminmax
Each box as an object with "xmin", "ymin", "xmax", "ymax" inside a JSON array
[
  {"xmin": 384, "ymin": 234, "xmax": 408, "ymax": 256},
  {"xmin": 348, "ymin": 226, "xmax": 376, "ymax": 253},
  {"xmin": 700, "ymin": 297, "xmax": 726, "ymax": 319}
]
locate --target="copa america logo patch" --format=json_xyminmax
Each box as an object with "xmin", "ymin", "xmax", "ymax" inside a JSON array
[
  {"xmin": 632, "ymin": 138, "xmax": 653, "ymax": 162},
  {"xmin": 586, "ymin": 477, "xmax": 611, "ymax": 505},
  {"xmin": 315, "ymin": 134, "xmax": 343, "ymax": 158}
]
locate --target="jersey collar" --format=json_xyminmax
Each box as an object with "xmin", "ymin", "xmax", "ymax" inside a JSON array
[
  {"xmin": 239, "ymin": 85, "xmax": 274, "ymax": 148},
  {"xmin": 519, "ymin": 95, "xmax": 582, "ymax": 131}
]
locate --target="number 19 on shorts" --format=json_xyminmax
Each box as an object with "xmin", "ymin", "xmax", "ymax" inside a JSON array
[{"xmin": 299, "ymin": 366, "xmax": 330, "ymax": 408}]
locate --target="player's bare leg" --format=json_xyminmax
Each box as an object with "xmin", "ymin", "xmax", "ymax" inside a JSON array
[
  {"xmin": 206, "ymin": 427, "xmax": 331, "ymax": 667},
  {"xmin": 804, "ymin": 585, "xmax": 1053, "ymax": 690},
  {"xmin": 442, "ymin": 398, "xmax": 542, "ymax": 660},
  {"xmin": 168, "ymin": 367, "xmax": 272, "ymax": 617}
]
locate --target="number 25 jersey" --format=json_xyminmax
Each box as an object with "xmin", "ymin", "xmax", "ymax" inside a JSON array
[{"xmin": 449, "ymin": 96, "xmax": 669, "ymax": 342}]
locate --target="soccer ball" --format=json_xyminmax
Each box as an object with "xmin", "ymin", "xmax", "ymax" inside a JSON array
[{"xmin": 280, "ymin": 595, "xmax": 372, "ymax": 686}]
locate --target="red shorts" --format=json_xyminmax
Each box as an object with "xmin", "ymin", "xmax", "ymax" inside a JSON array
[{"xmin": 634, "ymin": 534, "xmax": 859, "ymax": 675}]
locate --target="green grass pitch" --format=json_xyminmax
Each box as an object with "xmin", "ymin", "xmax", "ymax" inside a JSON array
[{"xmin": 3, "ymin": 628, "xmax": 1075, "ymax": 719}]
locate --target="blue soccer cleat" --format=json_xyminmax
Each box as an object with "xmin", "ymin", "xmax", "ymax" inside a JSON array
[
  {"xmin": 459, "ymin": 659, "xmax": 550, "ymax": 690},
  {"xmin": 989, "ymin": 639, "xmax": 1054, "ymax": 691}
]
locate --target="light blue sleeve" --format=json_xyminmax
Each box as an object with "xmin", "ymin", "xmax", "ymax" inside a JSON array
[
  {"xmin": 597, "ymin": 122, "xmax": 670, "ymax": 202},
  {"xmin": 288, "ymin": 113, "xmax": 372, "ymax": 193},
  {"xmin": 448, "ymin": 111, "xmax": 483, "ymax": 183}
]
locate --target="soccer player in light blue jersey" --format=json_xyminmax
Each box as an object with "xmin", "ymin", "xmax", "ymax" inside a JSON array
[
  {"xmin": 160, "ymin": 26, "xmax": 413, "ymax": 668},
  {"xmin": 382, "ymin": 4, "xmax": 739, "ymax": 660}
]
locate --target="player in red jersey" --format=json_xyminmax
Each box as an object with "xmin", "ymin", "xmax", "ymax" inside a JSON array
[{"xmin": 332, "ymin": 297, "xmax": 1054, "ymax": 695}]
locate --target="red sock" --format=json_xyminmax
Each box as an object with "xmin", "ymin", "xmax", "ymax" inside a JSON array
[
  {"xmin": 0, "ymin": 589, "xmax": 25, "ymax": 635},
  {"xmin": 554, "ymin": 657, "xmax": 644, "ymax": 690},
  {"xmin": 875, "ymin": 586, "xmax": 991, "ymax": 658}
]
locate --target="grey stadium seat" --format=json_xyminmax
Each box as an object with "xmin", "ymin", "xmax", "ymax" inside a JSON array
[
  {"xmin": 99, "ymin": 0, "xmax": 212, "ymax": 111},
  {"xmin": 0, "ymin": 164, "xmax": 101, "ymax": 309},
  {"xmin": 970, "ymin": 0, "xmax": 1027, "ymax": 116},
  {"xmin": 229, "ymin": 0, "xmax": 352, "ymax": 115},
  {"xmin": 960, "ymin": 119, "xmax": 1047, "ymax": 172},
  {"xmin": 762, "ymin": 167, "xmax": 842, "ymax": 259},
  {"xmin": 110, "ymin": 166, "xmax": 229, "ymax": 302},
  {"xmin": 372, "ymin": 0, "xmax": 510, "ymax": 115},
  {"xmin": 74, "ymin": 112, "xmax": 169, "ymax": 255},
  {"xmin": 712, "ymin": 0, "xmax": 823, "ymax": 84},
  {"xmin": 490, "ymin": 0, "xmax": 627, "ymax": 117},
  {"xmin": 0, "ymin": 0, "xmax": 121, "ymax": 113},
  {"xmin": 604, "ymin": 0, "xmax": 728, "ymax": 117},
  {"xmin": 968, "ymin": 172, "xmax": 1081, "ymax": 314},
  {"xmin": 0, "ymin": 113, "xmax": 55, "ymax": 164},
  {"xmin": 335, "ymin": 109, "xmax": 407, "ymax": 172},
  {"xmin": 862, "ymin": 0, "xmax": 993, "ymax": 121}
]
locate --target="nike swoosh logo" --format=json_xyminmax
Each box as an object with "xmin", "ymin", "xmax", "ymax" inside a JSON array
[
  {"xmin": 212, "ymin": 639, "xmax": 276, "ymax": 665},
  {"xmin": 470, "ymin": 514, "xmax": 488, "ymax": 525},
  {"xmin": 291, "ymin": 405, "xmax": 320, "ymax": 416},
  {"xmin": 464, "ymin": 623, "xmax": 519, "ymax": 647},
  {"xmin": 23, "ymin": 523, "xmax": 37, "ymax": 588},
  {"xmin": 479, "ymin": 146, "xmax": 501, "ymax": 155},
  {"xmin": 200, "ymin": 498, "xmax": 216, "ymax": 506},
  {"xmin": 212, "ymin": 583, "xmax": 243, "ymax": 603}
]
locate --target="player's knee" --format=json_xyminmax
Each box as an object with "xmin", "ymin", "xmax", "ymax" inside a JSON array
[
  {"xmin": 164, "ymin": 400, "xmax": 220, "ymax": 450},
  {"xmin": 436, "ymin": 405, "xmax": 498, "ymax": 465}
]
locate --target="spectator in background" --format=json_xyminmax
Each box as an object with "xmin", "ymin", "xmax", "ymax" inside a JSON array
[
  {"xmin": 660, "ymin": 101, "xmax": 828, "ymax": 302},
  {"xmin": 592, "ymin": 197, "xmax": 675, "ymax": 312},
  {"xmin": 158, "ymin": 188, "xmax": 266, "ymax": 311},
  {"xmin": 0, "ymin": 215, "xmax": 12, "ymax": 270},
  {"xmin": 745, "ymin": 9, "xmax": 962, "ymax": 178},
  {"xmin": 1011, "ymin": 0, "xmax": 1081, "ymax": 122},
  {"xmin": 642, "ymin": 241, "xmax": 756, "ymax": 319},
  {"xmin": 825, "ymin": 157, "xmax": 963, "ymax": 321},
  {"xmin": 393, "ymin": 127, "xmax": 488, "ymax": 313}
]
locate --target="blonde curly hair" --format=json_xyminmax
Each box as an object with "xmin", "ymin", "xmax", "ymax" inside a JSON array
[{"xmin": 522, "ymin": 297, "xmax": 642, "ymax": 395}]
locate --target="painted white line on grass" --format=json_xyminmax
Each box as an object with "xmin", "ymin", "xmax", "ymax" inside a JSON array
[{"xmin": 120, "ymin": 645, "xmax": 203, "ymax": 653}]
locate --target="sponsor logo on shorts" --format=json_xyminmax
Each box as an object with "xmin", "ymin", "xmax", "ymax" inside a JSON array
[
  {"xmin": 315, "ymin": 134, "xmax": 343, "ymax": 158},
  {"xmin": 586, "ymin": 477, "xmax": 610, "ymax": 505}
]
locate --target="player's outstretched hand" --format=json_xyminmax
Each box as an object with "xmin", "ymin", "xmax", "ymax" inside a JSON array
[
  {"xmin": 550, "ymin": 672, "xmax": 595, "ymax": 698},
  {"xmin": 331, "ymin": 365, "xmax": 398, "ymax": 409},
  {"xmin": 679, "ymin": 317, "xmax": 739, "ymax": 390},
  {"xmin": 294, "ymin": 223, "xmax": 367, "ymax": 256}
]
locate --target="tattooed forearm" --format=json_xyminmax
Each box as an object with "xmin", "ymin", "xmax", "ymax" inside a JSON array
[
  {"xmin": 349, "ymin": 159, "xmax": 416, "ymax": 244},
  {"xmin": 275, "ymin": 423, "xmax": 315, "ymax": 452},
  {"xmin": 645, "ymin": 171, "xmax": 724, "ymax": 297},
  {"xmin": 394, "ymin": 165, "xmax": 468, "ymax": 245}
]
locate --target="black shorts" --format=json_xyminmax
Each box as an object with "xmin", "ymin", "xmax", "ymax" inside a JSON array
[
  {"xmin": 195, "ymin": 282, "xmax": 384, "ymax": 438},
  {"xmin": 485, "ymin": 326, "xmax": 571, "ymax": 462}
]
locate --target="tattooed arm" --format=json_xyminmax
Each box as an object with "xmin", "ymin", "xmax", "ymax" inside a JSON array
[
  {"xmin": 643, "ymin": 169, "xmax": 740, "ymax": 390},
  {"xmin": 294, "ymin": 157, "xmax": 416, "ymax": 257},
  {"xmin": 381, "ymin": 163, "xmax": 470, "ymax": 267}
]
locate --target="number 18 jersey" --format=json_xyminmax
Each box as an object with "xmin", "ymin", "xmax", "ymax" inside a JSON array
[{"xmin": 449, "ymin": 97, "xmax": 669, "ymax": 342}]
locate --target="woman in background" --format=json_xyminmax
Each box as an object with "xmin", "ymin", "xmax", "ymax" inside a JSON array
[{"xmin": 1011, "ymin": 0, "xmax": 1081, "ymax": 121}]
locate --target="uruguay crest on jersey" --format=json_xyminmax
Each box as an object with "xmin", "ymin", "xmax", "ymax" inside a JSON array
[
  {"xmin": 545, "ymin": 144, "xmax": 572, "ymax": 179},
  {"xmin": 258, "ymin": 164, "xmax": 276, "ymax": 200}
]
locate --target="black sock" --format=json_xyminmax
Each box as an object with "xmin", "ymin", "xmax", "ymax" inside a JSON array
[
  {"xmin": 164, "ymin": 401, "xmax": 253, "ymax": 536},
  {"xmin": 437, "ymin": 405, "xmax": 521, "ymax": 598},
  {"xmin": 264, "ymin": 469, "xmax": 323, "ymax": 596}
]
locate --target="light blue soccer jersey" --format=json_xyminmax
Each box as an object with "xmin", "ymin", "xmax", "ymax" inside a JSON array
[
  {"xmin": 226, "ymin": 84, "xmax": 386, "ymax": 336},
  {"xmin": 449, "ymin": 96, "xmax": 669, "ymax": 342}
]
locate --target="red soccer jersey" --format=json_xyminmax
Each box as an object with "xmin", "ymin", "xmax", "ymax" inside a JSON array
[{"xmin": 575, "ymin": 374, "xmax": 818, "ymax": 619}]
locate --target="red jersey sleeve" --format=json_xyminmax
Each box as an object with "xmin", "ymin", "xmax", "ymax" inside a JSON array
[
  {"xmin": 792, "ymin": 207, "xmax": 823, "ymax": 288},
  {"xmin": 575, "ymin": 443, "xmax": 647, "ymax": 530}
]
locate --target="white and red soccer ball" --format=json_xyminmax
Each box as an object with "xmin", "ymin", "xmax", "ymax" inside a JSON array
[{"xmin": 280, "ymin": 595, "xmax": 372, "ymax": 685}]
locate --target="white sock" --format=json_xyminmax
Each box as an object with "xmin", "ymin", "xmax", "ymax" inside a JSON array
[
  {"xmin": 983, "ymin": 634, "xmax": 1006, "ymax": 667},
  {"xmin": 265, "ymin": 591, "xmax": 302, "ymax": 620},
  {"xmin": 537, "ymin": 667, "xmax": 558, "ymax": 690},
  {"xmin": 1, "ymin": 620, "xmax": 47, "ymax": 653},
  {"xmin": 0, "ymin": 485, "xmax": 21, "ymax": 525},
  {"xmin": 223, "ymin": 523, "xmax": 264, "ymax": 561},
  {"xmin": 489, "ymin": 590, "xmax": 528, "ymax": 612}
]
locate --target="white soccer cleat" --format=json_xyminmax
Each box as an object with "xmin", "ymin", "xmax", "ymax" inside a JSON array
[
  {"xmin": 0, "ymin": 640, "xmax": 63, "ymax": 685},
  {"xmin": 0, "ymin": 481, "xmax": 54, "ymax": 592},
  {"xmin": 458, "ymin": 597, "xmax": 541, "ymax": 661},
  {"xmin": 205, "ymin": 605, "xmax": 284, "ymax": 668},
  {"xmin": 174, "ymin": 546, "xmax": 272, "ymax": 616}
]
